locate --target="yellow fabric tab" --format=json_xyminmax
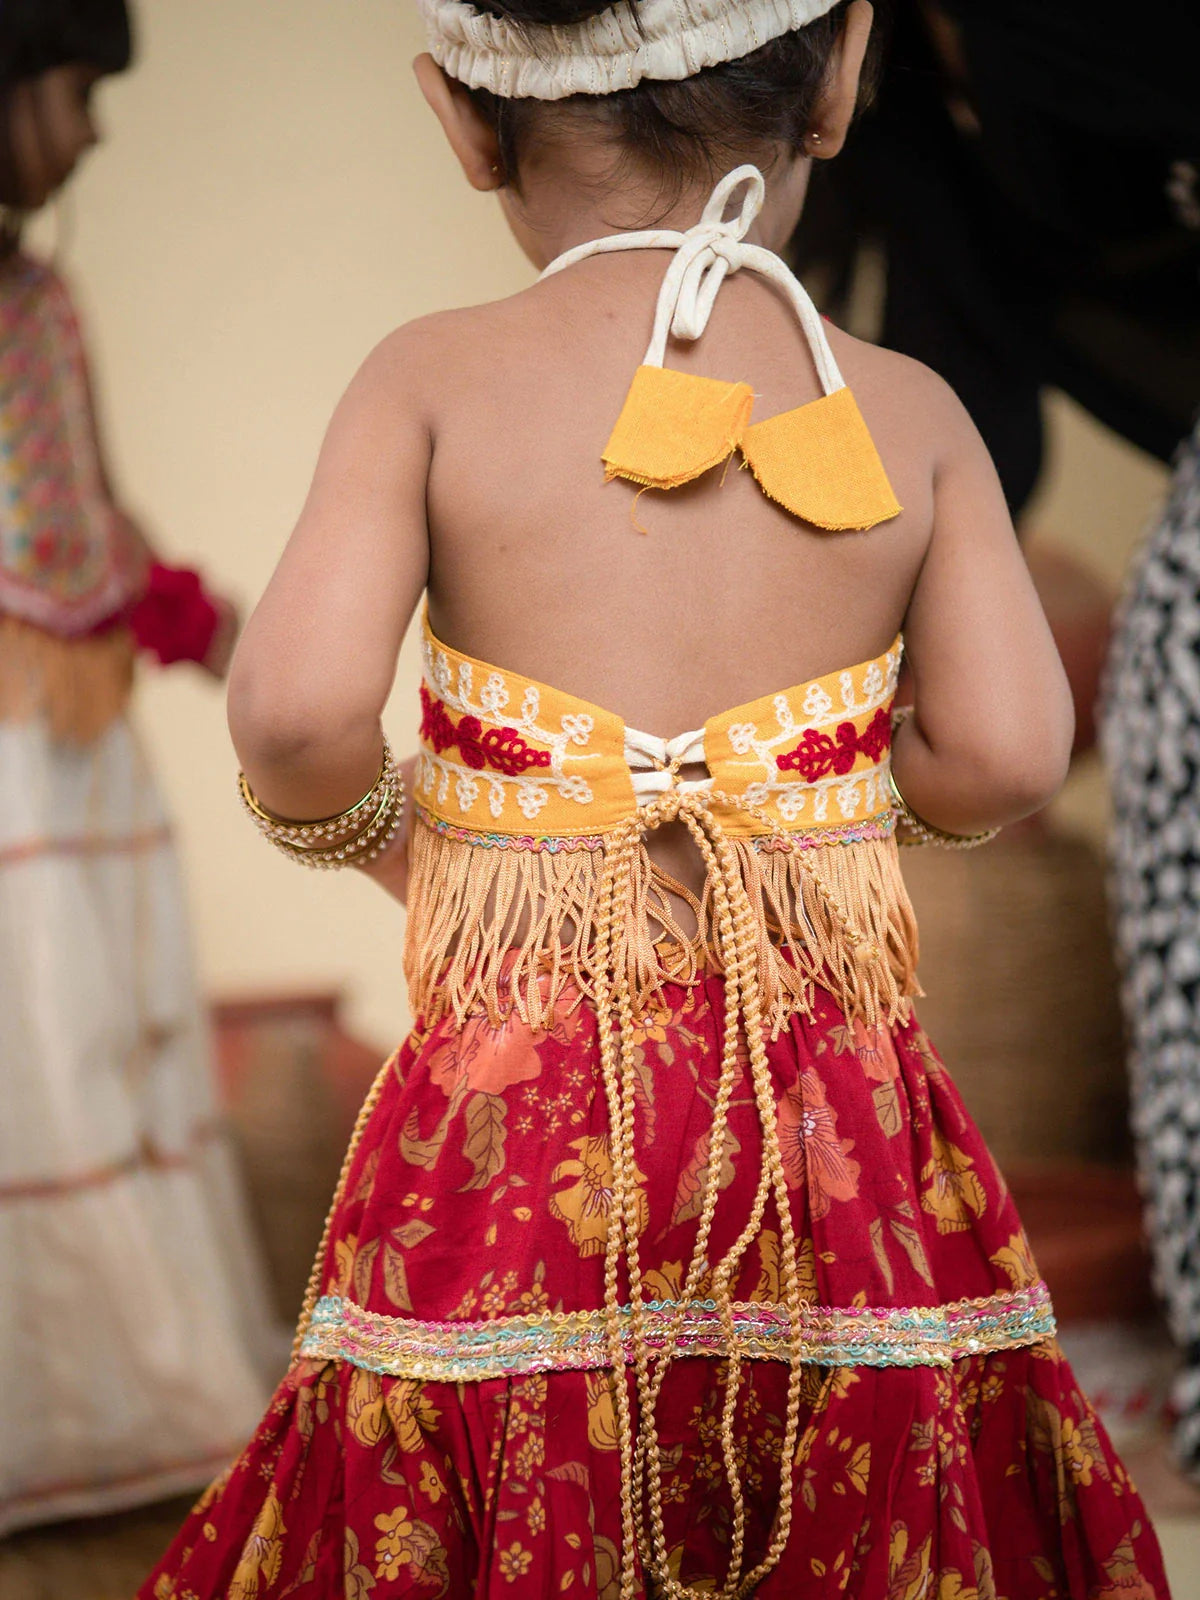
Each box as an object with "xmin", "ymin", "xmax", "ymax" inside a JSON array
[
  {"xmin": 602, "ymin": 367, "xmax": 902, "ymax": 533},
  {"xmin": 741, "ymin": 387, "xmax": 902, "ymax": 532},
  {"xmin": 602, "ymin": 365, "xmax": 755, "ymax": 491}
]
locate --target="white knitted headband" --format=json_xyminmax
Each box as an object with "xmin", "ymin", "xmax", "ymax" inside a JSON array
[{"xmin": 417, "ymin": 0, "xmax": 844, "ymax": 101}]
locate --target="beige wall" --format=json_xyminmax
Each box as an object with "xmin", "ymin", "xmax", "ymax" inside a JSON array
[{"xmin": 49, "ymin": 0, "xmax": 1169, "ymax": 1051}]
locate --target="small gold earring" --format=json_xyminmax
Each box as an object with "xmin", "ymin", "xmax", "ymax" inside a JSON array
[{"xmin": 808, "ymin": 131, "xmax": 823, "ymax": 150}]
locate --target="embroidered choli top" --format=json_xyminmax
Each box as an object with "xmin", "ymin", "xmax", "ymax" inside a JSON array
[
  {"xmin": 0, "ymin": 254, "xmax": 142, "ymax": 637},
  {"xmin": 407, "ymin": 609, "xmax": 918, "ymax": 1034},
  {"xmin": 405, "ymin": 167, "xmax": 915, "ymax": 1037}
]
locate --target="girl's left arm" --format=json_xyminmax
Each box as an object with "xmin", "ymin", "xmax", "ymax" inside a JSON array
[{"xmin": 228, "ymin": 329, "xmax": 432, "ymax": 824}]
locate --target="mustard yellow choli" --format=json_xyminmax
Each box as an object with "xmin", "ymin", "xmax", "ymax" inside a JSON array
[
  {"xmin": 407, "ymin": 165, "xmax": 912, "ymax": 1038},
  {"xmin": 407, "ymin": 611, "xmax": 917, "ymax": 1035}
]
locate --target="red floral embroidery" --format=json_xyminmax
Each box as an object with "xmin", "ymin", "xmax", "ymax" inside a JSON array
[
  {"xmin": 777, "ymin": 706, "xmax": 892, "ymax": 782},
  {"xmin": 420, "ymin": 683, "xmax": 552, "ymax": 777}
]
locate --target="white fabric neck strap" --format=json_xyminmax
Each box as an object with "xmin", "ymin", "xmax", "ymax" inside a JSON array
[{"xmin": 540, "ymin": 165, "xmax": 845, "ymax": 395}]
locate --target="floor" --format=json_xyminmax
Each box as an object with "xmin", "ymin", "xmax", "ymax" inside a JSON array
[
  {"xmin": 0, "ymin": 1497, "xmax": 192, "ymax": 1600},
  {"xmin": 2, "ymin": 1454, "xmax": 1198, "ymax": 1600}
]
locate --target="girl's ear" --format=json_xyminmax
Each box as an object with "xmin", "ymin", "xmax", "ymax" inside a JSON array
[
  {"xmin": 413, "ymin": 54, "xmax": 504, "ymax": 192},
  {"xmin": 807, "ymin": 0, "xmax": 873, "ymax": 159}
]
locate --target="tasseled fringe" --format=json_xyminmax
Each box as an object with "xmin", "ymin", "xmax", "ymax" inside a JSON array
[
  {"xmin": 0, "ymin": 616, "xmax": 136, "ymax": 744},
  {"xmin": 717, "ymin": 836, "xmax": 921, "ymax": 1032},
  {"xmin": 405, "ymin": 812, "xmax": 921, "ymax": 1034}
]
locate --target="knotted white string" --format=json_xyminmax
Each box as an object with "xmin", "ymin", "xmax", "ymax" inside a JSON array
[
  {"xmin": 540, "ymin": 165, "xmax": 845, "ymax": 394},
  {"xmin": 624, "ymin": 725, "xmax": 709, "ymax": 798}
]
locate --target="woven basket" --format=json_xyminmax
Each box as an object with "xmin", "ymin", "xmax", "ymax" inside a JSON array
[
  {"xmin": 902, "ymin": 822, "xmax": 1130, "ymax": 1167},
  {"xmin": 213, "ymin": 994, "xmax": 384, "ymax": 1322}
]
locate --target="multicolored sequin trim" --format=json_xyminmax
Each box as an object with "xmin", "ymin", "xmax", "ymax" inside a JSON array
[
  {"xmin": 416, "ymin": 804, "xmax": 896, "ymax": 856},
  {"xmin": 415, "ymin": 804, "xmax": 606, "ymax": 854},
  {"xmin": 299, "ymin": 1284, "xmax": 1055, "ymax": 1381},
  {"xmin": 753, "ymin": 811, "xmax": 896, "ymax": 851}
]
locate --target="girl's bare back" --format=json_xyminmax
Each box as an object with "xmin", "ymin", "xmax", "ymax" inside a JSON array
[{"xmin": 421, "ymin": 254, "xmax": 937, "ymax": 734}]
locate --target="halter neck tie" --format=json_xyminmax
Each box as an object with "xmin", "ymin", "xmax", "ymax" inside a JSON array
[{"xmin": 541, "ymin": 164, "xmax": 844, "ymax": 393}]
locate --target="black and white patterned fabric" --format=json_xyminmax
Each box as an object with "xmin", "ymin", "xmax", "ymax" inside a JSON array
[{"xmin": 1103, "ymin": 416, "xmax": 1200, "ymax": 1471}]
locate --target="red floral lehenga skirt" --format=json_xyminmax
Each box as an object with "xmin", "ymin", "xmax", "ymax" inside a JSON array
[{"xmin": 140, "ymin": 976, "xmax": 1169, "ymax": 1599}]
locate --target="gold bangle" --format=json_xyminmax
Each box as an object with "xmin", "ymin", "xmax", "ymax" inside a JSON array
[
  {"xmin": 889, "ymin": 708, "xmax": 1000, "ymax": 850},
  {"xmin": 269, "ymin": 783, "xmax": 399, "ymax": 868},
  {"xmin": 238, "ymin": 738, "xmax": 406, "ymax": 869},
  {"xmin": 238, "ymin": 741, "xmax": 391, "ymax": 839}
]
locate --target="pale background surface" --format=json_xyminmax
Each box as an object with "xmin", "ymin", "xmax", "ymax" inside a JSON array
[{"xmin": 44, "ymin": 0, "xmax": 1168, "ymax": 1053}]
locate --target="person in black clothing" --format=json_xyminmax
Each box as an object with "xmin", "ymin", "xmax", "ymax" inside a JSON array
[{"xmin": 800, "ymin": 0, "xmax": 1200, "ymax": 1472}]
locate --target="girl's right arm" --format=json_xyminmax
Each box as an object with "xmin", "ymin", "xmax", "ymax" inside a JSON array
[
  {"xmin": 893, "ymin": 370, "xmax": 1074, "ymax": 834},
  {"xmin": 227, "ymin": 325, "xmax": 434, "ymax": 830}
]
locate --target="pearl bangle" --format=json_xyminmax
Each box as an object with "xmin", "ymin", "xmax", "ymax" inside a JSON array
[
  {"xmin": 889, "ymin": 707, "xmax": 1000, "ymax": 851},
  {"xmin": 238, "ymin": 738, "xmax": 406, "ymax": 869}
]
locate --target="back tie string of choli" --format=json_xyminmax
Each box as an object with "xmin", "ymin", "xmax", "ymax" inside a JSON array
[{"xmin": 593, "ymin": 770, "xmax": 881, "ymax": 1600}]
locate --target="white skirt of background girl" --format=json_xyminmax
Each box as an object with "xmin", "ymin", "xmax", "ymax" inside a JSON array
[{"xmin": 0, "ymin": 713, "xmax": 280, "ymax": 1534}]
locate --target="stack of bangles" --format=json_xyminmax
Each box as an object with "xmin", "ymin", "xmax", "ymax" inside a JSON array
[
  {"xmin": 238, "ymin": 738, "xmax": 405, "ymax": 868},
  {"xmin": 889, "ymin": 706, "xmax": 1000, "ymax": 850}
]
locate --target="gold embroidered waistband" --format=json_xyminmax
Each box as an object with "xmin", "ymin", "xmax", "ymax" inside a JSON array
[{"xmin": 301, "ymin": 1285, "xmax": 1056, "ymax": 1381}]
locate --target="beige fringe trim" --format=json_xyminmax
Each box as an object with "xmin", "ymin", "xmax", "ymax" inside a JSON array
[
  {"xmin": 0, "ymin": 616, "xmax": 136, "ymax": 744},
  {"xmin": 405, "ymin": 814, "xmax": 920, "ymax": 1034}
]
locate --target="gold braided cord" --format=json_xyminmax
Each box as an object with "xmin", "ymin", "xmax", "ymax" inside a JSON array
[
  {"xmin": 290, "ymin": 1056, "xmax": 396, "ymax": 1363},
  {"xmin": 633, "ymin": 807, "xmax": 758, "ymax": 1595},
  {"xmin": 592, "ymin": 830, "xmax": 643, "ymax": 1587},
  {"xmin": 290, "ymin": 781, "xmax": 888, "ymax": 1595},
  {"xmin": 593, "ymin": 789, "xmax": 841, "ymax": 1599}
]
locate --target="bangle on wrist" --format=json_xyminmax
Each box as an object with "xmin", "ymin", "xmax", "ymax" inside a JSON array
[
  {"xmin": 238, "ymin": 737, "xmax": 406, "ymax": 869},
  {"xmin": 889, "ymin": 706, "xmax": 1000, "ymax": 851}
]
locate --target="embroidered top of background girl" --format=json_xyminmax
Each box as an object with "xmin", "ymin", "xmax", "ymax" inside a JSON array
[{"xmin": 0, "ymin": 255, "xmax": 142, "ymax": 636}]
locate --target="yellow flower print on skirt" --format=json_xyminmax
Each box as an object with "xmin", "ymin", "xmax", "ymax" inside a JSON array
[{"xmin": 139, "ymin": 976, "xmax": 1169, "ymax": 1599}]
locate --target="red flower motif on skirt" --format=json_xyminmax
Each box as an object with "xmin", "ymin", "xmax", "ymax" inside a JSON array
[
  {"xmin": 420, "ymin": 683, "xmax": 551, "ymax": 777},
  {"xmin": 777, "ymin": 1071, "xmax": 861, "ymax": 1219}
]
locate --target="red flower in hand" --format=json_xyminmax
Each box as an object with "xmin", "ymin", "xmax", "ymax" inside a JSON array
[{"xmin": 128, "ymin": 563, "xmax": 222, "ymax": 668}]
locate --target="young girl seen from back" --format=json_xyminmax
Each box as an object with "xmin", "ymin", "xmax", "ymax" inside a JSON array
[{"xmin": 145, "ymin": 1, "xmax": 1169, "ymax": 1595}]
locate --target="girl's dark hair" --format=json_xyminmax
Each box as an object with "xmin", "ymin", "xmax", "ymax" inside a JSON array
[
  {"xmin": 0, "ymin": 0, "xmax": 133, "ymax": 90},
  {"xmin": 0, "ymin": 0, "xmax": 133, "ymax": 222},
  {"xmin": 469, "ymin": 1, "xmax": 884, "ymax": 193}
]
